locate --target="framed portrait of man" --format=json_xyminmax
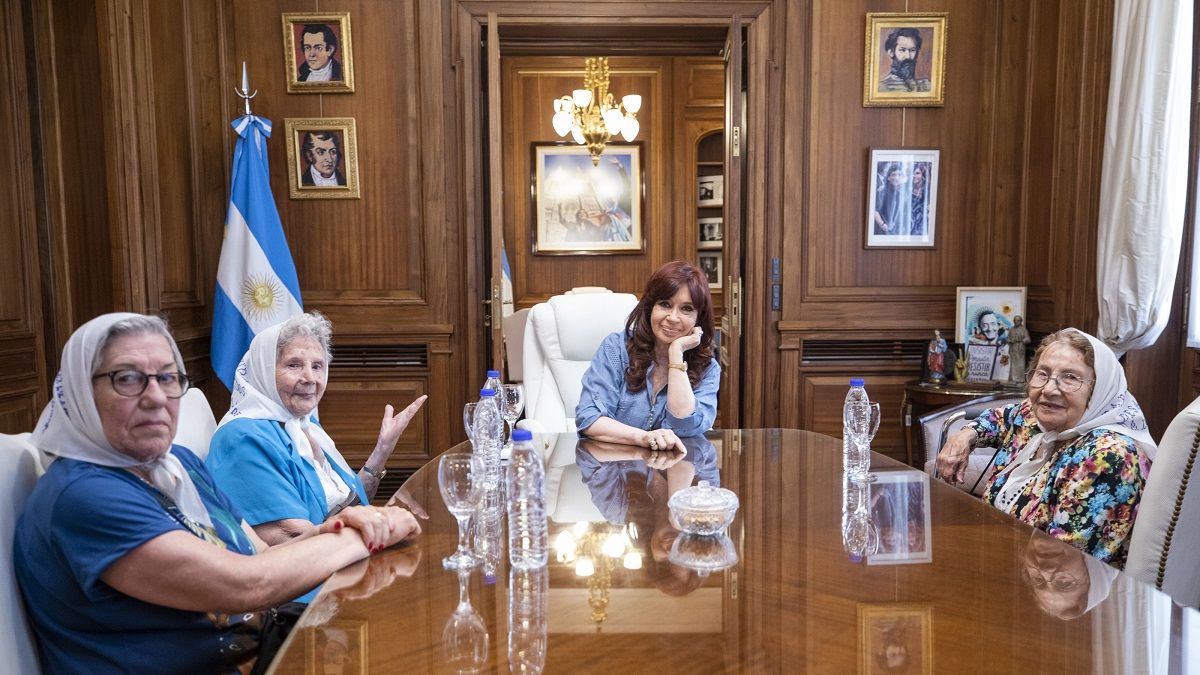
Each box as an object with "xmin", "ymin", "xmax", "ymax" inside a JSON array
[
  {"xmin": 698, "ymin": 252, "xmax": 722, "ymax": 288},
  {"xmin": 954, "ymin": 286, "xmax": 1027, "ymax": 382},
  {"xmin": 698, "ymin": 217, "xmax": 723, "ymax": 249},
  {"xmin": 858, "ymin": 604, "xmax": 933, "ymax": 674},
  {"xmin": 531, "ymin": 143, "xmax": 644, "ymax": 254},
  {"xmin": 282, "ymin": 12, "xmax": 355, "ymax": 94},
  {"xmin": 285, "ymin": 118, "xmax": 360, "ymax": 200},
  {"xmin": 863, "ymin": 13, "xmax": 947, "ymax": 107},
  {"xmin": 865, "ymin": 148, "xmax": 939, "ymax": 249},
  {"xmin": 305, "ymin": 620, "xmax": 368, "ymax": 675}
]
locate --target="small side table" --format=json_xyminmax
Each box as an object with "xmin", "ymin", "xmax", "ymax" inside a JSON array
[{"xmin": 901, "ymin": 379, "xmax": 1025, "ymax": 468}]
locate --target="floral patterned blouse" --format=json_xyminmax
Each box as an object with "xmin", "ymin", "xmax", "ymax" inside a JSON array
[{"xmin": 969, "ymin": 400, "xmax": 1149, "ymax": 569}]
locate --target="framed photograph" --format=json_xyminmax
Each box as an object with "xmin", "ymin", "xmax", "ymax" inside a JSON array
[
  {"xmin": 863, "ymin": 12, "xmax": 948, "ymax": 107},
  {"xmin": 305, "ymin": 620, "xmax": 368, "ymax": 675},
  {"xmin": 866, "ymin": 148, "xmax": 938, "ymax": 248},
  {"xmin": 859, "ymin": 604, "xmax": 933, "ymax": 674},
  {"xmin": 955, "ymin": 286, "xmax": 1027, "ymax": 381},
  {"xmin": 282, "ymin": 13, "xmax": 355, "ymax": 93},
  {"xmin": 867, "ymin": 469, "xmax": 932, "ymax": 566},
  {"xmin": 698, "ymin": 217, "xmax": 723, "ymax": 249},
  {"xmin": 697, "ymin": 174, "xmax": 724, "ymax": 207},
  {"xmin": 285, "ymin": 118, "xmax": 360, "ymax": 200},
  {"xmin": 698, "ymin": 252, "xmax": 722, "ymax": 288},
  {"xmin": 531, "ymin": 143, "xmax": 644, "ymax": 254}
]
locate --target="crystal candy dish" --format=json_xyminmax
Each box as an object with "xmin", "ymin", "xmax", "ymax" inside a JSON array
[{"xmin": 667, "ymin": 480, "xmax": 739, "ymax": 535}]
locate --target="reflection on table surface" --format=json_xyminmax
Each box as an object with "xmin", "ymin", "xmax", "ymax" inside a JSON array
[{"xmin": 270, "ymin": 430, "xmax": 1200, "ymax": 674}]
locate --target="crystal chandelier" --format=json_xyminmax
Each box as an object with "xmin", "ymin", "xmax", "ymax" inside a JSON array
[{"xmin": 551, "ymin": 57, "xmax": 642, "ymax": 166}]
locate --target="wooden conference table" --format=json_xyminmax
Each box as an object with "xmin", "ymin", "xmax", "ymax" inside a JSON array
[{"xmin": 269, "ymin": 430, "xmax": 1193, "ymax": 674}]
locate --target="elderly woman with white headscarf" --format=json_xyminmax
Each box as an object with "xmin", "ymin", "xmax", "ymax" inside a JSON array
[
  {"xmin": 937, "ymin": 328, "xmax": 1156, "ymax": 568},
  {"xmin": 13, "ymin": 313, "xmax": 419, "ymax": 673},
  {"xmin": 206, "ymin": 311, "xmax": 427, "ymax": 545}
]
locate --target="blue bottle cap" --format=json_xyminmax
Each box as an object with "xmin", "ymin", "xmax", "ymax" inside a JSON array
[
  {"xmin": 486, "ymin": 370, "xmax": 501, "ymax": 378},
  {"xmin": 849, "ymin": 378, "xmax": 865, "ymax": 386},
  {"xmin": 484, "ymin": 573, "xmax": 497, "ymax": 585},
  {"xmin": 480, "ymin": 387, "xmax": 496, "ymax": 397},
  {"xmin": 849, "ymin": 554, "xmax": 863, "ymax": 563},
  {"xmin": 512, "ymin": 429, "xmax": 533, "ymax": 442}
]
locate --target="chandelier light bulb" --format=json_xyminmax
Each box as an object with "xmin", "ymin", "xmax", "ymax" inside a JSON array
[
  {"xmin": 602, "ymin": 107, "xmax": 624, "ymax": 135},
  {"xmin": 575, "ymin": 557, "xmax": 596, "ymax": 578},
  {"xmin": 572, "ymin": 88, "xmax": 593, "ymax": 108},
  {"xmin": 601, "ymin": 532, "xmax": 626, "ymax": 558},
  {"xmin": 622, "ymin": 94, "xmax": 642, "ymax": 113},
  {"xmin": 552, "ymin": 111, "xmax": 573, "ymax": 137},
  {"xmin": 623, "ymin": 551, "xmax": 643, "ymax": 570},
  {"xmin": 620, "ymin": 117, "xmax": 639, "ymax": 142},
  {"xmin": 571, "ymin": 126, "xmax": 585, "ymax": 145}
]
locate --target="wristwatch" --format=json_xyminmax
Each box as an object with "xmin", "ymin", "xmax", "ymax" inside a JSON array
[{"xmin": 361, "ymin": 464, "xmax": 387, "ymax": 480}]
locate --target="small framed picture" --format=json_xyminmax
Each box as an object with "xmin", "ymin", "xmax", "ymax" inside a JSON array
[
  {"xmin": 285, "ymin": 118, "xmax": 360, "ymax": 200},
  {"xmin": 698, "ymin": 217, "xmax": 723, "ymax": 249},
  {"xmin": 955, "ymin": 286, "xmax": 1027, "ymax": 382},
  {"xmin": 531, "ymin": 143, "xmax": 644, "ymax": 254},
  {"xmin": 305, "ymin": 620, "xmax": 368, "ymax": 675},
  {"xmin": 863, "ymin": 12, "xmax": 948, "ymax": 107},
  {"xmin": 859, "ymin": 604, "xmax": 933, "ymax": 674},
  {"xmin": 698, "ymin": 252, "xmax": 722, "ymax": 288},
  {"xmin": 697, "ymin": 174, "xmax": 723, "ymax": 207},
  {"xmin": 283, "ymin": 13, "xmax": 355, "ymax": 93},
  {"xmin": 867, "ymin": 469, "xmax": 932, "ymax": 566},
  {"xmin": 866, "ymin": 148, "xmax": 938, "ymax": 249}
]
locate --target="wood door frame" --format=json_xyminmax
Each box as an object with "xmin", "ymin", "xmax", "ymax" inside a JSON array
[{"xmin": 451, "ymin": 1, "xmax": 778, "ymax": 426}]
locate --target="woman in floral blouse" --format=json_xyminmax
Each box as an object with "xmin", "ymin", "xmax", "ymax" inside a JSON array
[{"xmin": 936, "ymin": 328, "xmax": 1156, "ymax": 568}]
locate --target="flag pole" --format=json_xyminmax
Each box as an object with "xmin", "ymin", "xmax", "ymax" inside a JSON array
[{"xmin": 234, "ymin": 61, "xmax": 257, "ymax": 116}]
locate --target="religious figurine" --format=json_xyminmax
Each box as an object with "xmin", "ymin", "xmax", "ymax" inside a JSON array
[
  {"xmin": 1008, "ymin": 315, "xmax": 1031, "ymax": 384},
  {"xmin": 925, "ymin": 330, "xmax": 948, "ymax": 383},
  {"xmin": 953, "ymin": 349, "xmax": 968, "ymax": 382}
]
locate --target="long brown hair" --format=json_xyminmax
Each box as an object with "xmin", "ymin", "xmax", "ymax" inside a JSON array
[{"xmin": 624, "ymin": 260, "xmax": 715, "ymax": 391}]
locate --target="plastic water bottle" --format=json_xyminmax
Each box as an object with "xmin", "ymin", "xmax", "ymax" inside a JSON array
[
  {"xmin": 472, "ymin": 486, "xmax": 505, "ymax": 583},
  {"xmin": 484, "ymin": 369, "xmax": 504, "ymax": 407},
  {"xmin": 843, "ymin": 378, "xmax": 871, "ymax": 480},
  {"xmin": 506, "ymin": 429, "xmax": 548, "ymax": 569},
  {"xmin": 508, "ymin": 566, "xmax": 548, "ymax": 674},
  {"xmin": 473, "ymin": 387, "xmax": 505, "ymax": 488}
]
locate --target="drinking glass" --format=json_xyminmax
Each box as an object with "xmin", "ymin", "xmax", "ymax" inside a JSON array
[
  {"xmin": 442, "ymin": 569, "xmax": 489, "ymax": 673},
  {"xmin": 462, "ymin": 402, "xmax": 478, "ymax": 443},
  {"xmin": 842, "ymin": 477, "xmax": 878, "ymax": 558},
  {"xmin": 499, "ymin": 384, "xmax": 525, "ymax": 442},
  {"xmin": 439, "ymin": 453, "xmax": 483, "ymax": 570},
  {"xmin": 844, "ymin": 402, "xmax": 881, "ymax": 482}
]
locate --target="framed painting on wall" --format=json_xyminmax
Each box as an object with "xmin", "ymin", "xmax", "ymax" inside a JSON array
[
  {"xmin": 698, "ymin": 217, "xmax": 723, "ymax": 249},
  {"xmin": 858, "ymin": 604, "xmax": 933, "ymax": 674},
  {"xmin": 698, "ymin": 251, "xmax": 722, "ymax": 288},
  {"xmin": 863, "ymin": 12, "xmax": 948, "ymax": 107},
  {"xmin": 531, "ymin": 143, "xmax": 644, "ymax": 254},
  {"xmin": 285, "ymin": 118, "xmax": 360, "ymax": 200},
  {"xmin": 305, "ymin": 620, "xmax": 368, "ymax": 675},
  {"xmin": 866, "ymin": 148, "xmax": 939, "ymax": 249},
  {"xmin": 282, "ymin": 12, "xmax": 355, "ymax": 93}
]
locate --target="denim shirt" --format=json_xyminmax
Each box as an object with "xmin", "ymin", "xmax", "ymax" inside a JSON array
[{"xmin": 575, "ymin": 332, "xmax": 720, "ymax": 436}]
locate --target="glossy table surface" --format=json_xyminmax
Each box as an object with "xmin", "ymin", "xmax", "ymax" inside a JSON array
[{"xmin": 269, "ymin": 430, "xmax": 1196, "ymax": 674}]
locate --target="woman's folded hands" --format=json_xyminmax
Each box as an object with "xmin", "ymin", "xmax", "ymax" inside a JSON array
[{"xmin": 322, "ymin": 505, "xmax": 421, "ymax": 552}]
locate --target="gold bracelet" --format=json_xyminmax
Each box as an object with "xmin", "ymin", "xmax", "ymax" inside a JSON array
[{"xmin": 667, "ymin": 362, "xmax": 687, "ymax": 372}]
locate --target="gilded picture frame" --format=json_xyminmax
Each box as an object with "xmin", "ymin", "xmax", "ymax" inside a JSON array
[
  {"xmin": 863, "ymin": 13, "xmax": 948, "ymax": 107},
  {"xmin": 858, "ymin": 604, "xmax": 933, "ymax": 674},
  {"xmin": 285, "ymin": 118, "xmax": 361, "ymax": 200},
  {"xmin": 282, "ymin": 12, "xmax": 355, "ymax": 94},
  {"xmin": 305, "ymin": 620, "xmax": 368, "ymax": 675},
  {"xmin": 531, "ymin": 143, "xmax": 645, "ymax": 254}
]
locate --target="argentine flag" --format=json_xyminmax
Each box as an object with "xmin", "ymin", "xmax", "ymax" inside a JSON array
[{"xmin": 212, "ymin": 115, "xmax": 303, "ymax": 389}]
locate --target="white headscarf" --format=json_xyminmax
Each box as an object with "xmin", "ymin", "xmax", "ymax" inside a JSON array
[
  {"xmin": 997, "ymin": 328, "xmax": 1157, "ymax": 506},
  {"xmin": 217, "ymin": 321, "xmax": 354, "ymax": 479},
  {"xmin": 31, "ymin": 312, "xmax": 213, "ymax": 528}
]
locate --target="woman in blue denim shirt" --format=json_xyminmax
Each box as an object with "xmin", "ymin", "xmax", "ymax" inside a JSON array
[{"xmin": 575, "ymin": 261, "xmax": 720, "ymax": 456}]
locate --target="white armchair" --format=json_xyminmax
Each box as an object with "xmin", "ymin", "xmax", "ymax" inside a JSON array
[
  {"xmin": 1127, "ymin": 395, "xmax": 1200, "ymax": 608},
  {"xmin": 518, "ymin": 291, "xmax": 638, "ymax": 433},
  {"xmin": 0, "ymin": 432, "xmax": 43, "ymax": 673},
  {"xmin": 920, "ymin": 394, "xmax": 1025, "ymax": 496},
  {"xmin": 173, "ymin": 388, "xmax": 218, "ymax": 460}
]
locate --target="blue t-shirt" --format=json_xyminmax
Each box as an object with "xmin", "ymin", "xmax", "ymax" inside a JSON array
[
  {"xmin": 14, "ymin": 446, "xmax": 257, "ymax": 674},
  {"xmin": 206, "ymin": 417, "xmax": 368, "ymax": 527},
  {"xmin": 575, "ymin": 331, "xmax": 720, "ymax": 435}
]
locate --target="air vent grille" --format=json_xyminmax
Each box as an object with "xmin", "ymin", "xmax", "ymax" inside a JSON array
[
  {"xmin": 802, "ymin": 340, "xmax": 925, "ymax": 363},
  {"xmin": 332, "ymin": 344, "xmax": 429, "ymax": 370}
]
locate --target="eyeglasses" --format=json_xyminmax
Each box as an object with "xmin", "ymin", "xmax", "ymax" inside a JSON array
[
  {"xmin": 1028, "ymin": 370, "xmax": 1092, "ymax": 393},
  {"xmin": 92, "ymin": 370, "xmax": 190, "ymax": 398},
  {"xmin": 1025, "ymin": 570, "xmax": 1083, "ymax": 592}
]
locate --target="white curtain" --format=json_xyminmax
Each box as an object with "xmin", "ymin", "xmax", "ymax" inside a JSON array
[{"xmin": 1096, "ymin": 0, "xmax": 1192, "ymax": 356}]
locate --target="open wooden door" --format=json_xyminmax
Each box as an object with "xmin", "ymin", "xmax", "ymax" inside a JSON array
[
  {"xmin": 718, "ymin": 16, "xmax": 743, "ymax": 427},
  {"xmin": 486, "ymin": 14, "xmax": 505, "ymax": 373}
]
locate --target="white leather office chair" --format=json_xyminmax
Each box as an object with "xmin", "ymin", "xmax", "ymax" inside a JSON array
[
  {"xmin": 1127, "ymin": 395, "xmax": 1200, "ymax": 608},
  {"xmin": 920, "ymin": 394, "xmax": 1025, "ymax": 496},
  {"xmin": 502, "ymin": 307, "xmax": 531, "ymax": 384},
  {"xmin": 541, "ymin": 432, "xmax": 606, "ymax": 523},
  {"xmin": 518, "ymin": 291, "xmax": 638, "ymax": 433},
  {"xmin": 173, "ymin": 388, "xmax": 218, "ymax": 460},
  {"xmin": 0, "ymin": 432, "xmax": 43, "ymax": 673}
]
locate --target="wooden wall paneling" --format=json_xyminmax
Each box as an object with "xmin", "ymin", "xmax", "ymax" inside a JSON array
[
  {"xmin": 0, "ymin": 0, "xmax": 47, "ymax": 432},
  {"xmin": 800, "ymin": 371, "xmax": 909, "ymax": 463}
]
